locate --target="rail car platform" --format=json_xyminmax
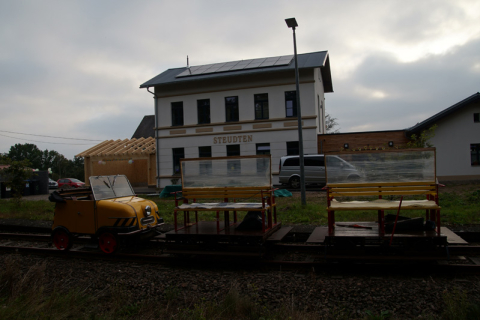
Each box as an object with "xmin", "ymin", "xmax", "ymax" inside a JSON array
[
  {"xmin": 306, "ymin": 222, "xmax": 466, "ymax": 249},
  {"xmin": 164, "ymin": 221, "xmax": 284, "ymax": 249}
]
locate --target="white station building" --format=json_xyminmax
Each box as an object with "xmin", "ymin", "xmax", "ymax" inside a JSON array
[{"xmin": 140, "ymin": 51, "xmax": 334, "ymax": 188}]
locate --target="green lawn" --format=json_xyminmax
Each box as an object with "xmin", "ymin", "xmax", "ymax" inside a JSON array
[{"xmin": 1, "ymin": 186, "xmax": 479, "ymax": 226}]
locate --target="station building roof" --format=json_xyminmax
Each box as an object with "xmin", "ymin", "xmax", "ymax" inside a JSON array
[{"xmin": 140, "ymin": 51, "xmax": 333, "ymax": 92}]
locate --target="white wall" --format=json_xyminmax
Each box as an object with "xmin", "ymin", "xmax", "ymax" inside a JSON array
[
  {"xmin": 152, "ymin": 68, "xmax": 324, "ymax": 187},
  {"xmin": 157, "ymin": 82, "xmax": 317, "ymax": 127},
  {"xmin": 154, "ymin": 69, "xmax": 327, "ymax": 188},
  {"xmin": 430, "ymin": 101, "xmax": 480, "ymax": 179},
  {"xmin": 314, "ymin": 68, "xmax": 326, "ymax": 134}
]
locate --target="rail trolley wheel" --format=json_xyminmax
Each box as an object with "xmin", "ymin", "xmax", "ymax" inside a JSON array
[
  {"xmin": 52, "ymin": 228, "xmax": 73, "ymax": 251},
  {"xmin": 289, "ymin": 176, "xmax": 301, "ymax": 189},
  {"xmin": 98, "ymin": 232, "xmax": 118, "ymax": 254}
]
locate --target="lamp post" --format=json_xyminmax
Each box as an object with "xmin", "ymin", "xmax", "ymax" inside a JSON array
[{"xmin": 285, "ymin": 17, "xmax": 306, "ymax": 206}]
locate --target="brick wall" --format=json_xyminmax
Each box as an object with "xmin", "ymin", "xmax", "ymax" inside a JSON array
[{"xmin": 318, "ymin": 130, "xmax": 410, "ymax": 153}]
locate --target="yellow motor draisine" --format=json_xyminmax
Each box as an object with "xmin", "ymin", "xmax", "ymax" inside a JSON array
[{"xmin": 50, "ymin": 175, "xmax": 163, "ymax": 253}]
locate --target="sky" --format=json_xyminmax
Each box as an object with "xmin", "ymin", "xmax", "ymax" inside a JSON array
[{"xmin": 1, "ymin": 0, "xmax": 479, "ymax": 159}]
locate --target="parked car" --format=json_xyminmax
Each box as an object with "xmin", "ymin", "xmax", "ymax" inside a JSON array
[
  {"xmin": 49, "ymin": 178, "xmax": 58, "ymax": 189},
  {"xmin": 278, "ymin": 154, "xmax": 364, "ymax": 188},
  {"xmin": 57, "ymin": 178, "xmax": 85, "ymax": 188}
]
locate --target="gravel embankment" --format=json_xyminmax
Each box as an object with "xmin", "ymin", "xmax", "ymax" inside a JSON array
[{"xmin": 1, "ymin": 253, "xmax": 479, "ymax": 319}]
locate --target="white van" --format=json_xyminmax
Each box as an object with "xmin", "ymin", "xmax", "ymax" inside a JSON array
[{"xmin": 278, "ymin": 154, "xmax": 363, "ymax": 188}]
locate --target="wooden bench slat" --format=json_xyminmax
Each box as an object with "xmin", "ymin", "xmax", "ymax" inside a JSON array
[
  {"xmin": 182, "ymin": 186, "xmax": 270, "ymax": 191},
  {"xmin": 181, "ymin": 194, "xmax": 265, "ymax": 199},
  {"xmin": 327, "ymin": 181, "xmax": 436, "ymax": 188},
  {"xmin": 329, "ymin": 186, "xmax": 435, "ymax": 192},
  {"xmin": 182, "ymin": 190, "xmax": 268, "ymax": 195},
  {"xmin": 330, "ymin": 190, "xmax": 437, "ymax": 197},
  {"xmin": 328, "ymin": 203, "xmax": 440, "ymax": 210}
]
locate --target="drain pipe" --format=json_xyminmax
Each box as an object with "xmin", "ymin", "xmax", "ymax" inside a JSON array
[{"xmin": 147, "ymin": 87, "xmax": 161, "ymax": 189}]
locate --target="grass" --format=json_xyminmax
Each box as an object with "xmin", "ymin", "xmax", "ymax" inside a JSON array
[
  {"xmin": 0, "ymin": 199, "xmax": 55, "ymax": 220},
  {"xmin": 0, "ymin": 185, "xmax": 479, "ymax": 226}
]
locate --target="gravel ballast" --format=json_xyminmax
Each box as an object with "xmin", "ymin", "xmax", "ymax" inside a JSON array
[{"xmin": 1, "ymin": 253, "xmax": 479, "ymax": 319}]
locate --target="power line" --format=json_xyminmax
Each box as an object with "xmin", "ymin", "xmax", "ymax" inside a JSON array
[
  {"xmin": 0, "ymin": 133, "xmax": 98, "ymax": 145},
  {"xmin": 0, "ymin": 129, "xmax": 104, "ymax": 141}
]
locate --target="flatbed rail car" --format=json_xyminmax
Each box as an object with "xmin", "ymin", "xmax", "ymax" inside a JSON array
[
  {"xmin": 165, "ymin": 156, "xmax": 289, "ymax": 251},
  {"xmin": 322, "ymin": 148, "xmax": 448, "ymax": 250},
  {"xmin": 49, "ymin": 175, "xmax": 163, "ymax": 254}
]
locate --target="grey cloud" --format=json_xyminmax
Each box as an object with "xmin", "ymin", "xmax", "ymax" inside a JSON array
[
  {"xmin": 1, "ymin": 0, "xmax": 479, "ymax": 159},
  {"xmin": 328, "ymin": 36, "xmax": 480, "ymax": 132}
]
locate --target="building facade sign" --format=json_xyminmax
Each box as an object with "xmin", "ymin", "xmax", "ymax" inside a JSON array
[{"xmin": 213, "ymin": 135, "xmax": 253, "ymax": 144}]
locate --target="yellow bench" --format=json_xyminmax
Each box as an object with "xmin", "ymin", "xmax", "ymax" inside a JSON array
[
  {"xmin": 326, "ymin": 181, "xmax": 441, "ymax": 235},
  {"xmin": 174, "ymin": 186, "xmax": 277, "ymax": 233}
]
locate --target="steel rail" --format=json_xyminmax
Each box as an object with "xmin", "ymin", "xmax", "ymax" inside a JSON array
[
  {"xmin": 1, "ymin": 243, "xmax": 480, "ymax": 274},
  {"xmin": 0, "ymin": 233, "xmax": 92, "ymax": 243},
  {"xmin": 2, "ymin": 232, "xmax": 480, "ymax": 255}
]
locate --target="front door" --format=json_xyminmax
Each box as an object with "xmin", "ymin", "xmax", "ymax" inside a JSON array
[{"xmin": 63, "ymin": 200, "xmax": 96, "ymax": 234}]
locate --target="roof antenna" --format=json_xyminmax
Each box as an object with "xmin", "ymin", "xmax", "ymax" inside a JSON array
[{"xmin": 187, "ymin": 55, "xmax": 191, "ymax": 74}]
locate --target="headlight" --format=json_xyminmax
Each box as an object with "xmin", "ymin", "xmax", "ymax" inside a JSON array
[{"xmin": 145, "ymin": 205, "xmax": 151, "ymax": 216}]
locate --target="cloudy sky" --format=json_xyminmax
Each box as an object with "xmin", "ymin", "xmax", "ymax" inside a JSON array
[{"xmin": 1, "ymin": 0, "xmax": 479, "ymax": 159}]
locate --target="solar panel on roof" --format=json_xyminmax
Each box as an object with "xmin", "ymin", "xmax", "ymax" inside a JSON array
[
  {"xmin": 245, "ymin": 58, "xmax": 266, "ymax": 69},
  {"xmin": 274, "ymin": 55, "xmax": 294, "ymax": 65},
  {"xmin": 175, "ymin": 54, "xmax": 294, "ymax": 78},
  {"xmin": 203, "ymin": 63, "xmax": 226, "ymax": 73},
  {"xmin": 259, "ymin": 57, "xmax": 281, "ymax": 67},
  {"xmin": 215, "ymin": 61, "xmax": 239, "ymax": 72},
  {"xmin": 229, "ymin": 60, "xmax": 251, "ymax": 70}
]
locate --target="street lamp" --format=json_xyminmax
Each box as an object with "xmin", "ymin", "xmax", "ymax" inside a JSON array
[{"xmin": 285, "ymin": 17, "xmax": 306, "ymax": 206}]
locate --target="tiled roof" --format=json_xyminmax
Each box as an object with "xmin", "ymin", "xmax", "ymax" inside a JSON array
[{"xmin": 132, "ymin": 115, "xmax": 155, "ymax": 139}]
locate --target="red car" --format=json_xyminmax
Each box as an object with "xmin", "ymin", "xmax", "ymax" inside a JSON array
[{"xmin": 57, "ymin": 178, "xmax": 85, "ymax": 188}]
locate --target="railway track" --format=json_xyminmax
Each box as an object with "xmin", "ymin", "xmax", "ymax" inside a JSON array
[{"xmin": 1, "ymin": 231, "xmax": 479, "ymax": 274}]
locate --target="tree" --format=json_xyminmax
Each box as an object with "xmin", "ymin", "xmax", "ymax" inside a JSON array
[
  {"xmin": 0, "ymin": 158, "xmax": 31, "ymax": 203},
  {"xmin": 325, "ymin": 113, "xmax": 340, "ymax": 133},
  {"xmin": 7, "ymin": 143, "xmax": 43, "ymax": 169},
  {"xmin": 42, "ymin": 149, "xmax": 64, "ymax": 172},
  {"xmin": 0, "ymin": 153, "xmax": 9, "ymax": 164},
  {"xmin": 407, "ymin": 125, "xmax": 437, "ymax": 148},
  {"xmin": 4, "ymin": 143, "xmax": 84, "ymax": 180}
]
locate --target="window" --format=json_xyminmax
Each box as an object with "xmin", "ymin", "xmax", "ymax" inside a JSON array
[
  {"xmin": 171, "ymin": 102, "xmax": 183, "ymax": 126},
  {"xmin": 283, "ymin": 158, "xmax": 299, "ymax": 166},
  {"xmin": 471, "ymin": 144, "xmax": 480, "ymax": 166},
  {"xmin": 226, "ymin": 144, "xmax": 240, "ymax": 157},
  {"xmin": 305, "ymin": 156, "xmax": 325, "ymax": 167},
  {"xmin": 197, "ymin": 99, "xmax": 210, "ymax": 124},
  {"xmin": 318, "ymin": 95, "xmax": 323, "ymax": 131},
  {"xmin": 172, "ymin": 148, "xmax": 184, "ymax": 174},
  {"xmin": 256, "ymin": 143, "xmax": 270, "ymax": 172},
  {"xmin": 283, "ymin": 156, "xmax": 324, "ymax": 167},
  {"xmin": 474, "ymin": 113, "xmax": 480, "ymax": 123},
  {"xmin": 225, "ymin": 96, "xmax": 239, "ymax": 122},
  {"xmin": 285, "ymin": 91, "xmax": 297, "ymax": 117},
  {"xmin": 256, "ymin": 143, "xmax": 270, "ymax": 155},
  {"xmin": 254, "ymin": 94, "xmax": 269, "ymax": 120},
  {"xmin": 226, "ymin": 144, "xmax": 241, "ymax": 175},
  {"xmin": 286, "ymin": 141, "xmax": 299, "ymax": 155},
  {"xmin": 198, "ymin": 146, "xmax": 212, "ymax": 175},
  {"xmin": 198, "ymin": 146, "xmax": 212, "ymax": 158}
]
